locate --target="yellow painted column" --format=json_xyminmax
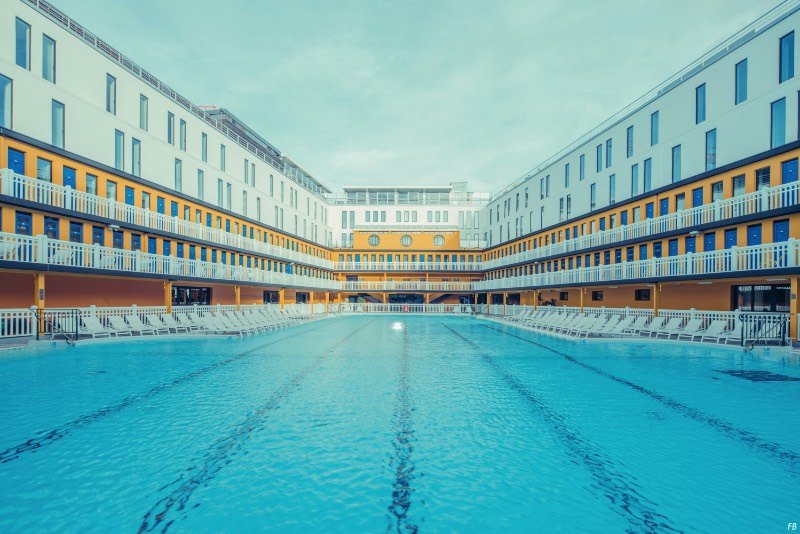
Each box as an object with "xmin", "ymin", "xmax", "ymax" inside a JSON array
[
  {"xmin": 234, "ymin": 285, "xmax": 241, "ymax": 311},
  {"xmin": 279, "ymin": 288, "xmax": 286, "ymax": 310},
  {"xmin": 425, "ymin": 293, "xmax": 430, "ymax": 304},
  {"xmin": 533, "ymin": 289, "xmax": 539, "ymax": 311},
  {"xmin": 34, "ymin": 273, "xmax": 45, "ymax": 335},
  {"xmin": 383, "ymin": 293, "xmax": 387, "ymax": 304},
  {"xmin": 325, "ymin": 292, "xmax": 330, "ymax": 313},
  {"xmin": 164, "ymin": 281, "xmax": 173, "ymax": 314},
  {"xmin": 791, "ymin": 277, "xmax": 799, "ymax": 341},
  {"xmin": 503, "ymin": 292, "xmax": 507, "ymax": 316},
  {"xmin": 579, "ymin": 288, "xmax": 584, "ymax": 314},
  {"xmin": 653, "ymin": 284, "xmax": 660, "ymax": 317}
]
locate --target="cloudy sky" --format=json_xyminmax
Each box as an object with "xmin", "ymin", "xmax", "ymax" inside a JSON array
[{"xmin": 55, "ymin": 0, "xmax": 780, "ymax": 193}]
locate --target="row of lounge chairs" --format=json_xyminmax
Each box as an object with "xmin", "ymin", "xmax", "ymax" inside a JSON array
[
  {"xmin": 506, "ymin": 309, "xmax": 744, "ymax": 344},
  {"xmin": 59, "ymin": 308, "xmax": 317, "ymax": 339}
]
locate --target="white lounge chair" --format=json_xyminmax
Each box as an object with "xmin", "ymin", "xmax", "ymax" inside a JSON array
[
  {"xmin": 175, "ymin": 313, "xmax": 203, "ymax": 332},
  {"xmin": 638, "ymin": 317, "xmax": 667, "ymax": 337},
  {"xmin": 81, "ymin": 316, "xmax": 114, "ymax": 338},
  {"xmin": 621, "ymin": 316, "xmax": 650, "ymax": 336},
  {"xmin": 108, "ymin": 315, "xmax": 135, "ymax": 336},
  {"xmin": 125, "ymin": 315, "xmax": 158, "ymax": 335},
  {"xmin": 652, "ymin": 318, "xmax": 685, "ymax": 339},
  {"xmin": 161, "ymin": 314, "xmax": 190, "ymax": 333},
  {"xmin": 145, "ymin": 314, "xmax": 172, "ymax": 335},
  {"xmin": 674, "ymin": 319, "xmax": 704, "ymax": 341},
  {"xmin": 698, "ymin": 320, "xmax": 732, "ymax": 343}
]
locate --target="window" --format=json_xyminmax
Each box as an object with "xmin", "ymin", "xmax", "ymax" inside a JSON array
[
  {"xmin": 540, "ymin": 178, "xmax": 545, "ymax": 199},
  {"xmin": 242, "ymin": 191, "xmax": 248, "ymax": 217},
  {"xmin": 579, "ymin": 154, "xmax": 585, "ymax": 180},
  {"xmin": 197, "ymin": 169, "xmax": 205, "ymax": 200},
  {"xmin": 131, "ymin": 138, "xmax": 141, "ymax": 177},
  {"xmin": 605, "ymin": 138, "xmax": 612, "ymax": 168},
  {"xmin": 42, "ymin": 35, "xmax": 56, "ymax": 83},
  {"xmin": 37, "ymin": 158, "xmax": 52, "ymax": 182},
  {"xmin": 643, "ymin": 158, "xmax": 652, "ymax": 192},
  {"xmin": 596, "ymin": 144, "xmax": 602, "ymax": 172},
  {"xmin": 15, "ymin": 18, "xmax": 30, "ymax": 70},
  {"xmin": 400, "ymin": 235, "xmax": 413, "ymax": 247},
  {"xmin": 0, "ymin": 74, "xmax": 11, "ymax": 128},
  {"xmin": 626, "ymin": 126, "xmax": 634, "ymax": 157},
  {"xmin": 756, "ymin": 167, "xmax": 771, "ymax": 191},
  {"xmin": 635, "ymin": 289, "xmax": 651, "ymax": 301},
  {"xmin": 114, "ymin": 130, "xmax": 124, "ymax": 170},
  {"xmin": 735, "ymin": 59, "xmax": 747, "ymax": 104},
  {"xmin": 650, "ymin": 111, "xmax": 659, "ymax": 145},
  {"xmin": 631, "ymin": 164, "xmax": 639, "ymax": 196},
  {"xmin": 217, "ymin": 178, "xmax": 223, "ymax": 207},
  {"xmin": 86, "ymin": 174, "xmax": 97, "ymax": 195},
  {"xmin": 365, "ymin": 211, "xmax": 371, "ymax": 223},
  {"xmin": 139, "ymin": 94, "xmax": 148, "ymax": 130},
  {"xmin": 780, "ymin": 31, "xmax": 795, "ymax": 83},
  {"xmin": 771, "ymin": 98, "xmax": 786, "ymax": 149},
  {"xmin": 368, "ymin": 234, "xmax": 380, "ymax": 246},
  {"xmin": 256, "ymin": 198, "xmax": 261, "ymax": 221},
  {"xmin": 167, "ymin": 112, "xmax": 174, "ymax": 144},
  {"xmin": 106, "ymin": 180, "xmax": 117, "ymax": 201},
  {"xmin": 412, "ymin": 211, "xmax": 418, "ymax": 222},
  {"xmin": 671, "ymin": 145, "xmax": 681, "ymax": 182},
  {"xmin": 712, "ymin": 181, "xmax": 723, "ymax": 202},
  {"xmin": 566, "ymin": 194, "xmax": 572, "ymax": 218},
  {"xmin": 433, "ymin": 235, "xmax": 445, "ymax": 246},
  {"xmin": 732, "ymin": 174, "xmax": 745, "ymax": 197},
  {"xmin": 198, "ymin": 132, "xmax": 207, "ymax": 162},
  {"xmin": 269, "ymin": 175, "xmax": 274, "ymax": 196},
  {"xmin": 545, "ymin": 175, "xmax": 550, "ymax": 197},
  {"xmin": 609, "ymin": 174, "xmax": 616, "ymax": 204},
  {"xmin": 591, "ymin": 291, "xmax": 603, "ymax": 301},
  {"xmin": 220, "ymin": 144, "xmax": 226, "ymax": 171},
  {"xmin": 705, "ymin": 129, "xmax": 717, "ymax": 171},
  {"xmin": 695, "ymin": 83, "xmax": 706, "ymax": 124},
  {"xmin": 179, "ymin": 119, "xmax": 186, "ymax": 151},
  {"xmin": 51, "ymin": 100, "xmax": 64, "ymax": 149},
  {"xmin": 226, "ymin": 183, "xmax": 232, "ymax": 210},
  {"xmin": 106, "ymin": 74, "xmax": 116, "ymax": 114},
  {"xmin": 244, "ymin": 159, "xmax": 250, "ymax": 186},
  {"xmin": 590, "ymin": 183, "xmax": 597, "ymax": 211},
  {"xmin": 174, "ymin": 159, "xmax": 183, "ymax": 192},
  {"xmin": 564, "ymin": 163, "xmax": 570, "ymax": 188}
]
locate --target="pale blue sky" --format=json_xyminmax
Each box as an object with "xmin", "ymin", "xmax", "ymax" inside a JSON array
[{"xmin": 54, "ymin": 0, "xmax": 779, "ymax": 193}]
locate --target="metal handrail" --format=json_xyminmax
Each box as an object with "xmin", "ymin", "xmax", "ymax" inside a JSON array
[{"xmin": 32, "ymin": 307, "xmax": 78, "ymax": 345}]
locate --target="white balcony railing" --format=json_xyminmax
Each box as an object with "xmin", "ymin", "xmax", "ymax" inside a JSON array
[
  {"xmin": 0, "ymin": 169, "xmax": 334, "ymax": 270},
  {"xmin": 484, "ymin": 181, "xmax": 800, "ymax": 270},
  {"xmin": 474, "ymin": 239, "xmax": 800, "ymax": 291},
  {"xmin": 335, "ymin": 261, "xmax": 483, "ymax": 272},
  {"xmin": 0, "ymin": 231, "xmax": 342, "ymax": 291},
  {"xmin": 342, "ymin": 280, "xmax": 473, "ymax": 292}
]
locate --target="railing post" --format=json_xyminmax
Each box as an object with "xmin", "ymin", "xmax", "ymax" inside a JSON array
[
  {"xmin": 789, "ymin": 238, "xmax": 798, "ymax": 268},
  {"xmin": 30, "ymin": 305, "xmax": 39, "ymax": 340},
  {"xmin": 92, "ymin": 243, "xmax": 101, "ymax": 267},
  {"xmin": 690, "ymin": 307, "xmax": 696, "ymax": 320},
  {"xmin": 34, "ymin": 234, "xmax": 47, "ymax": 263}
]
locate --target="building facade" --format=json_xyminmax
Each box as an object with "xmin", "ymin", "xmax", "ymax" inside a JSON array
[{"xmin": 2, "ymin": 0, "xmax": 800, "ymax": 333}]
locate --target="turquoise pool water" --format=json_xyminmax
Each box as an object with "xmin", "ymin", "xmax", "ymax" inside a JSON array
[{"xmin": 0, "ymin": 315, "xmax": 797, "ymax": 533}]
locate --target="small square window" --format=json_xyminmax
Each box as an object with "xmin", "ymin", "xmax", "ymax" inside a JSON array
[
  {"xmin": 635, "ymin": 289, "xmax": 651, "ymax": 301},
  {"xmin": 591, "ymin": 291, "xmax": 603, "ymax": 301}
]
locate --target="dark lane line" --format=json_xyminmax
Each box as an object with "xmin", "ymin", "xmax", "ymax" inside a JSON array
[
  {"xmin": 443, "ymin": 324, "xmax": 681, "ymax": 534},
  {"xmin": 387, "ymin": 324, "xmax": 420, "ymax": 533},
  {"xmin": 482, "ymin": 323, "xmax": 800, "ymax": 471},
  {"xmin": 0, "ymin": 322, "xmax": 329, "ymax": 464},
  {"xmin": 137, "ymin": 320, "xmax": 376, "ymax": 534}
]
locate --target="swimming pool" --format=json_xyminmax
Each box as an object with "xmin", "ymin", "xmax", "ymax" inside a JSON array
[{"xmin": 0, "ymin": 315, "xmax": 797, "ymax": 533}]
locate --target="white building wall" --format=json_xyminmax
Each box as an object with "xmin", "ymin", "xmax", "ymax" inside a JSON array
[{"xmin": 0, "ymin": 0, "xmax": 332, "ymax": 247}]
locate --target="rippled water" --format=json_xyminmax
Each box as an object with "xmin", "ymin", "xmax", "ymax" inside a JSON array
[{"xmin": 0, "ymin": 316, "xmax": 797, "ymax": 533}]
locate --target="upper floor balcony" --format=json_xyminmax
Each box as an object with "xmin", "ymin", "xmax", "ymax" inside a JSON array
[{"xmin": 0, "ymin": 170, "xmax": 335, "ymax": 270}]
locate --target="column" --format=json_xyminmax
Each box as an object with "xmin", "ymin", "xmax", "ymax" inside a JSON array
[
  {"xmin": 34, "ymin": 273, "xmax": 45, "ymax": 335},
  {"xmin": 279, "ymin": 288, "xmax": 286, "ymax": 310},
  {"xmin": 309, "ymin": 291, "xmax": 315, "ymax": 314},
  {"xmin": 503, "ymin": 292, "xmax": 507, "ymax": 316},
  {"xmin": 163, "ymin": 280, "xmax": 172, "ymax": 314},
  {"xmin": 791, "ymin": 276, "xmax": 800, "ymax": 341},
  {"xmin": 652, "ymin": 283, "xmax": 660, "ymax": 317},
  {"xmin": 234, "ymin": 285, "xmax": 241, "ymax": 311},
  {"xmin": 579, "ymin": 288, "xmax": 584, "ymax": 314},
  {"xmin": 533, "ymin": 289, "xmax": 539, "ymax": 311},
  {"xmin": 325, "ymin": 292, "xmax": 330, "ymax": 314}
]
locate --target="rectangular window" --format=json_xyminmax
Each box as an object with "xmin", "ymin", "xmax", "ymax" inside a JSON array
[
  {"xmin": 711, "ymin": 181, "xmax": 723, "ymax": 202},
  {"xmin": 201, "ymin": 132, "xmax": 208, "ymax": 162},
  {"xmin": 545, "ymin": 175, "xmax": 550, "ymax": 197},
  {"xmin": 0, "ymin": 74, "xmax": 11, "ymax": 128},
  {"xmin": 650, "ymin": 111, "xmax": 659, "ymax": 145},
  {"xmin": 564, "ymin": 163, "xmax": 570, "ymax": 188},
  {"xmin": 771, "ymin": 97, "xmax": 786, "ymax": 149},
  {"xmin": 626, "ymin": 126, "xmax": 633, "ymax": 157},
  {"xmin": 590, "ymin": 183, "xmax": 597, "ymax": 211},
  {"xmin": 635, "ymin": 289, "xmax": 651, "ymax": 301},
  {"xmin": 86, "ymin": 174, "xmax": 97, "ymax": 195},
  {"xmin": 42, "ymin": 35, "xmax": 56, "ymax": 83},
  {"xmin": 705, "ymin": 129, "xmax": 717, "ymax": 171},
  {"xmin": 609, "ymin": 174, "xmax": 616, "ymax": 204},
  {"xmin": 566, "ymin": 194, "xmax": 572, "ymax": 218},
  {"xmin": 735, "ymin": 59, "xmax": 747, "ymax": 104},
  {"xmin": 605, "ymin": 138, "xmax": 612, "ymax": 168},
  {"xmin": 220, "ymin": 145, "xmax": 226, "ymax": 171},
  {"xmin": 695, "ymin": 83, "xmax": 706, "ymax": 124},
  {"xmin": 226, "ymin": 183, "xmax": 232, "ymax": 210},
  {"xmin": 179, "ymin": 119, "xmax": 186, "ymax": 151},
  {"xmin": 51, "ymin": 100, "xmax": 64, "ymax": 149},
  {"xmin": 131, "ymin": 138, "xmax": 141, "ymax": 177},
  {"xmin": 197, "ymin": 169, "xmax": 205, "ymax": 200},
  {"xmin": 269, "ymin": 175, "xmax": 274, "ymax": 196},
  {"xmin": 643, "ymin": 158, "xmax": 652, "ymax": 192},
  {"xmin": 257, "ymin": 197, "xmax": 261, "ymax": 221},
  {"xmin": 242, "ymin": 191, "xmax": 248, "ymax": 217},
  {"xmin": 106, "ymin": 180, "xmax": 117, "ymax": 201},
  {"xmin": 732, "ymin": 174, "xmax": 745, "ymax": 197},
  {"xmin": 579, "ymin": 154, "xmax": 585, "ymax": 180},
  {"xmin": 37, "ymin": 157, "xmax": 52, "ymax": 182},
  {"xmin": 167, "ymin": 112, "xmax": 174, "ymax": 144},
  {"xmin": 114, "ymin": 130, "xmax": 124, "ymax": 170},
  {"xmin": 174, "ymin": 159, "xmax": 182, "ymax": 192},
  {"xmin": 671, "ymin": 145, "xmax": 681, "ymax": 182},
  {"xmin": 780, "ymin": 31, "xmax": 795, "ymax": 83},
  {"xmin": 596, "ymin": 144, "xmax": 602, "ymax": 172},
  {"xmin": 16, "ymin": 18, "xmax": 30, "ymax": 69},
  {"xmin": 139, "ymin": 94, "xmax": 148, "ymax": 130},
  {"xmin": 631, "ymin": 163, "xmax": 639, "ymax": 196},
  {"xmin": 756, "ymin": 167, "xmax": 771, "ymax": 190},
  {"xmin": 217, "ymin": 178, "xmax": 223, "ymax": 207},
  {"xmin": 591, "ymin": 291, "xmax": 603, "ymax": 302},
  {"xmin": 539, "ymin": 178, "xmax": 544, "ymax": 199},
  {"xmin": 106, "ymin": 74, "xmax": 116, "ymax": 114}
]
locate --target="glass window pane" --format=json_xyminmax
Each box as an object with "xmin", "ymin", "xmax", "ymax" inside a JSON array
[
  {"xmin": 51, "ymin": 100, "xmax": 64, "ymax": 149},
  {"xmin": 0, "ymin": 74, "xmax": 11, "ymax": 128},
  {"xmin": 42, "ymin": 35, "xmax": 56, "ymax": 83},
  {"xmin": 16, "ymin": 18, "xmax": 30, "ymax": 70}
]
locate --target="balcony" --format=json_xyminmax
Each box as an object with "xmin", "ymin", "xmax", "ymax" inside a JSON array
[
  {"xmin": 342, "ymin": 280, "xmax": 473, "ymax": 292},
  {"xmin": 335, "ymin": 261, "xmax": 482, "ymax": 272},
  {"xmin": 0, "ymin": 170, "xmax": 334, "ymax": 270}
]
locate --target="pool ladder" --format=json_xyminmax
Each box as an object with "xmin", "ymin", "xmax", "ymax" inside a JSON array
[{"xmin": 31, "ymin": 308, "xmax": 78, "ymax": 346}]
